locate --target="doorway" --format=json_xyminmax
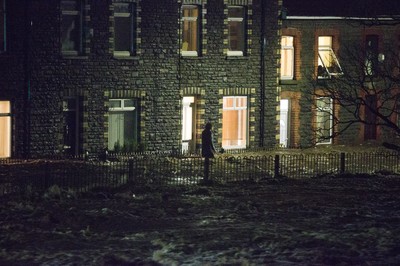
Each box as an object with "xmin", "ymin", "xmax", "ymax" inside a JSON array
[{"xmin": 181, "ymin": 96, "xmax": 197, "ymax": 153}]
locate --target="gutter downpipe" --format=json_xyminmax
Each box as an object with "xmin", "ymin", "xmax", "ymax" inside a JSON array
[
  {"xmin": 23, "ymin": 0, "xmax": 32, "ymax": 158},
  {"xmin": 260, "ymin": 0, "xmax": 266, "ymax": 147}
]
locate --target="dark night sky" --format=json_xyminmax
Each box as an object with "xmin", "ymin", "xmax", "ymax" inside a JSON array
[{"xmin": 283, "ymin": 0, "xmax": 400, "ymax": 17}]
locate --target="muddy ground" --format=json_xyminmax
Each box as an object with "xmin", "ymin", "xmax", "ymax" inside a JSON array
[{"xmin": 1, "ymin": 175, "xmax": 400, "ymax": 265}]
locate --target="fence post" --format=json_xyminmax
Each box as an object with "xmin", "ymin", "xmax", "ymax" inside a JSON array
[
  {"xmin": 128, "ymin": 159, "xmax": 134, "ymax": 184},
  {"xmin": 204, "ymin": 157, "xmax": 210, "ymax": 183},
  {"xmin": 340, "ymin": 152, "xmax": 345, "ymax": 173},
  {"xmin": 274, "ymin": 155, "xmax": 280, "ymax": 177}
]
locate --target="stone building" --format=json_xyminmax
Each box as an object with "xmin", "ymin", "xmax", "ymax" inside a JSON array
[
  {"xmin": 0, "ymin": 0, "xmax": 282, "ymax": 158},
  {"xmin": 280, "ymin": 0, "xmax": 400, "ymax": 148}
]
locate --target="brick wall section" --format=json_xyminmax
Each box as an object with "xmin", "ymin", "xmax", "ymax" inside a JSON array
[
  {"xmin": 1, "ymin": 0, "xmax": 280, "ymax": 157},
  {"xmin": 282, "ymin": 18, "xmax": 400, "ymax": 146}
]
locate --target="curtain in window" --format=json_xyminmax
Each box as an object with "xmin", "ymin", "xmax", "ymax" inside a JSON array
[
  {"xmin": 281, "ymin": 36, "xmax": 294, "ymax": 79},
  {"xmin": 0, "ymin": 101, "xmax": 11, "ymax": 158},
  {"xmin": 182, "ymin": 5, "xmax": 199, "ymax": 53},
  {"xmin": 222, "ymin": 96, "xmax": 247, "ymax": 148}
]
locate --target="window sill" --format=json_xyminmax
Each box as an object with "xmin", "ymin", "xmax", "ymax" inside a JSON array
[
  {"xmin": 280, "ymin": 79, "xmax": 298, "ymax": 85},
  {"xmin": 181, "ymin": 55, "xmax": 202, "ymax": 60},
  {"xmin": 225, "ymin": 55, "xmax": 250, "ymax": 60},
  {"xmin": 113, "ymin": 55, "xmax": 139, "ymax": 60},
  {"xmin": 62, "ymin": 55, "xmax": 89, "ymax": 60}
]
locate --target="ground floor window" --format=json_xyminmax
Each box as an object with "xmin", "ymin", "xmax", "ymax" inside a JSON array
[
  {"xmin": 0, "ymin": 101, "xmax": 11, "ymax": 158},
  {"xmin": 222, "ymin": 96, "xmax": 248, "ymax": 149},
  {"xmin": 108, "ymin": 99, "xmax": 139, "ymax": 152},
  {"xmin": 316, "ymin": 97, "xmax": 333, "ymax": 144},
  {"xmin": 280, "ymin": 99, "xmax": 290, "ymax": 147}
]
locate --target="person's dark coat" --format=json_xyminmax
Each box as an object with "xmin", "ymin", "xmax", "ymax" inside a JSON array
[{"xmin": 201, "ymin": 124, "xmax": 216, "ymax": 158}]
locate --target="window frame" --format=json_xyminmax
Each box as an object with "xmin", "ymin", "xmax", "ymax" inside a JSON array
[
  {"xmin": 281, "ymin": 36, "xmax": 295, "ymax": 80},
  {"xmin": 365, "ymin": 35, "xmax": 379, "ymax": 76},
  {"xmin": 108, "ymin": 99, "xmax": 139, "ymax": 151},
  {"xmin": 0, "ymin": 100, "xmax": 11, "ymax": 158},
  {"xmin": 227, "ymin": 5, "xmax": 246, "ymax": 57},
  {"xmin": 317, "ymin": 36, "xmax": 343, "ymax": 79},
  {"xmin": 222, "ymin": 96, "xmax": 248, "ymax": 149},
  {"xmin": 181, "ymin": 4, "xmax": 200, "ymax": 57},
  {"xmin": 113, "ymin": 2, "xmax": 137, "ymax": 57},
  {"xmin": 61, "ymin": 0, "xmax": 84, "ymax": 56},
  {"xmin": 315, "ymin": 97, "xmax": 333, "ymax": 144}
]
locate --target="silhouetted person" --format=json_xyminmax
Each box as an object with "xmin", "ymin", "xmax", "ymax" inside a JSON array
[{"xmin": 201, "ymin": 122, "xmax": 216, "ymax": 182}]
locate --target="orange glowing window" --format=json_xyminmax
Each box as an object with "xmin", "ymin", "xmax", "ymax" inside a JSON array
[
  {"xmin": 0, "ymin": 101, "xmax": 11, "ymax": 157},
  {"xmin": 222, "ymin": 96, "xmax": 248, "ymax": 149}
]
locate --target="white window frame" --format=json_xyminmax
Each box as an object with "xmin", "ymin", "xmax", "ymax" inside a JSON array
[
  {"xmin": 181, "ymin": 5, "xmax": 200, "ymax": 57},
  {"xmin": 316, "ymin": 97, "xmax": 333, "ymax": 145},
  {"xmin": 113, "ymin": 2, "xmax": 136, "ymax": 57},
  {"xmin": 222, "ymin": 96, "xmax": 248, "ymax": 149},
  {"xmin": 281, "ymin": 36, "xmax": 294, "ymax": 80},
  {"xmin": 108, "ymin": 99, "xmax": 137, "ymax": 151},
  {"xmin": 109, "ymin": 99, "xmax": 136, "ymax": 112},
  {"xmin": 318, "ymin": 36, "xmax": 343, "ymax": 79},
  {"xmin": 0, "ymin": 100, "xmax": 11, "ymax": 158},
  {"xmin": 227, "ymin": 6, "xmax": 246, "ymax": 57}
]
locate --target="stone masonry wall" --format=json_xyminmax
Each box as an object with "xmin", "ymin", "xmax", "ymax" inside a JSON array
[{"xmin": 1, "ymin": 0, "xmax": 280, "ymax": 157}]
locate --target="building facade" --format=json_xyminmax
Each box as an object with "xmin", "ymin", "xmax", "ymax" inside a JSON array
[
  {"xmin": 0, "ymin": 0, "xmax": 282, "ymax": 158},
  {"xmin": 280, "ymin": 0, "xmax": 400, "ymax": 148}
]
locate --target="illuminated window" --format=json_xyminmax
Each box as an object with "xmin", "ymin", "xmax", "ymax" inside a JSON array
[
  {"xmin": 114, "ymin": 2, "xmax": 137, "ymax": 57},
  {"xmin": 222, "ymin": 96, "xmax": 248, "ymax": 149},
  {"xmin": 228, "ymin": 6, "xmax": 246, "ymax": 56},
  {"xmin": 181, "ymin": 5, "xmax": 200, "ymax": 56},
  {"xmin": 0, "ymin": 0, "xmax": 6, "ymax": 53},
  {"xmin": 316, "ymin": 97, "xmax": 332, "ymax": 144},
  {"xmin": 281, "ymin": 36, "xmax": 294, "ymax": 79},
  {"xmin": 61, "ymin": 0, "xmax": 84, "ymax": 55},
  {"xmin": 0, "ymin": 101, "xmax": 11, "ymax": 158},
  {"xmin": 108, "ymin": 99, "xmax": 139, "ymax": 152},
  {"xmin": 318, "ymin": 36, "xmax": 342, "ymax": 79}
]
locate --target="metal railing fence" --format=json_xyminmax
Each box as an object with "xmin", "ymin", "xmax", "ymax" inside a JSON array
[{"xmin": 1, "ymin": 151, "xmax": 399, "ymax": 196}]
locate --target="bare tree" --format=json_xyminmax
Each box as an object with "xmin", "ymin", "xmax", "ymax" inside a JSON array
[{"xmin": 304, "ymin": 41, "xmax": 400, "ymax": 149}]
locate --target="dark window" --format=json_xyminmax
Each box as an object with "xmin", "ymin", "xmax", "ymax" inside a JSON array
[
  {"xmin": 61, "ymin": 0, "xmax": 84, "ymax": 55},
  {"xmin": 228, "ymin": 6, "xmax": 246, "ymax": 56},
  {"xmin": 114, "ymin": 2, "xmax": 136, "ymax": 56},
  {"xmin": 365, "ymin": 35, "xmax": 379, "ymax": 76}
]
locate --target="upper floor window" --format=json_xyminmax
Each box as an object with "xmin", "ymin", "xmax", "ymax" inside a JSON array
[
  {"xmin": 61, "ymin": 0, "xmax": 84, "ymax": 56},
  {"xmin": 281, "ymin": 36, "xmax": 294, "ymax": 80},
  {"xmin": 365, "ymin": 35, "xmax": 379, "ymax": 76},
  {"xmin": 181, "ymin": 5, "xmax": 200, "ymax": 56},
  {"xmin": 113, "ymin": 2, "xmax": 137, "ymax": 57},
  {"xmin": 228, "ymin": 6, "xmax": 246, "ymax": 56},
  {"xmin": 317, "ymin": 36, "xmax": 342, "ymax": 79},
  {"xmin": 0, "ymin": 0, "xmax": 6, "ymax": 53}
]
